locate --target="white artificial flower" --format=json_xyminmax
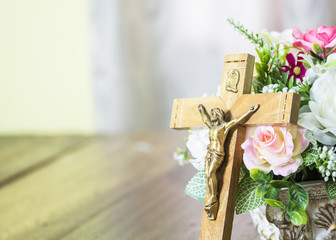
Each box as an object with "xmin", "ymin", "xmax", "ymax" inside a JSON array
[
  {"xmin": 302, "ymin": 53, "xmax": 336, "ymax": 85},
  {"xmin": 298, "ymin": 70, "xmax": 336, "ymax": 145},
  {"xmin": 304, "ymin": 68, "xmax": 319, "ymax": 85},
  {"xmin": 186, "ymin": 127, "xmax": 209, "ymax": 171},
  {"xmin": 261, "ymin": 84, "xmax": 282, "ymax": 93},
  {"xmin": 261, "ymin": 29, "xmax": 299, "ymax": 56},
  {"xmin": 262, "ymin": 86, "xmax": 268, "ymax": 93},
  {"xmin": 262, "ymin": 29, "xmax": 293, "ymax": 46},
  {"xmin": 173, "ymin": 151, "xmax": 185, "ymax": 166}
]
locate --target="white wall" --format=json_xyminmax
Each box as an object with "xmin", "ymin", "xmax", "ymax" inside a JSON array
[
  {"xmin": 96, "ymin": 0, "xmax": 289, "ymax": 132},
  {"xmin": 0, "ymin": 0, "xmax": 94, "ymax": 134},
  {"xmin": 1, "ymin": 0, "xmax": 334, "ymax": 134}
]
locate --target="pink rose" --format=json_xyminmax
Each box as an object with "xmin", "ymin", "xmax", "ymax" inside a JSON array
[
  {"xmin": 241, "ymin": 125, "xmax": 309, "ymax": 177},
  {"xmin": 293, "ymin": 26, "xmax": 336, "ymax": 53}
]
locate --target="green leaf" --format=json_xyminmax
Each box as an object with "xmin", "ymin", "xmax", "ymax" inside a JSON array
[
  {"xmin": 288, "ymin": 210, "xmax": 307, "ymax": 226},
  {"xmin": 289, "ymin": 183, "xmax": 309, "ymax": 210},
  {"xmin": 256, "ymin": 184, "xmax": 268, "ymax": 197},
  {"xmin": 304, "ymin": 130, "xmax": 317, "ymax": 147},
  {"xmin": 299, "ymin": 59, "xmax": 311, "ymax": 69},
  {"xmin": 327, "ymin": 45, "xmax": 336, "ymax": 54},
  {"xmin": 264, "ymin": 186, "xmax": 280, "ymax": 199},
  {"xmin": 250, "ymin": 168, "xmax": 268, "ymax": 183},
  {"xmin": 303, "ymin": 153, "xmax": 314, "ymax": 166},
  {"xmin": 288, "ymin": 76, "xmax": 294, "ymax": 89},
  {"xmin": 255, "ymin": 62, "xmax": 265, "ymax": 77},
  {"xmin": 308, "ymin": 165, "xmax": 315, "ymax": 171},
  {"xmin": 184, "ymin": 170, "xmax": 206, "ymax": 202},
  {"xmin": 287, "ymin": 200, "xmax": 307, "ymax": 226},
  {"xmin": 266, "ymin": 76, "xmax": 272, "ymax": 85},
  {"xmin": 309, "ymin": 50, "xmax": 324, "ymax": 62},
  {"xmin": 325, "ymin": 59, "xmax": 336, "ymax": 67},
  {"xmin": 265, "ymin": 198, "xmax": 284, "ymax": 208},
  {"xmin": 272, "ymin": 69, "xmax": 281, "ymax": 80},
  {"xmin": 262, "ymin": 55, "xmax": 271, "ymax": 64},
  {"xmin": 312, "ymin": 43, "xmax": 323, "ymax": 55},
  {"xmin": 255, "ymin": 48, "xmax": 263, "ymax": 61},
  {"xmin": 277, "ymin": 80, "xmax": 285, "ymax": 89},
  {"xmin": 260, "ymin": 62, "xmax": 269, "ymax": 72},
  {"xmin": 259, "ymin": 33, "xmax": 272, "ymax": 45},
  {"xmin": 282, "ymin": 71, "xmax": 290, "ymax": 84},
  {"xmin": 263, "ymin": 42, "xmax": 271, "ymax": 56},
  {"xmin": 283, "ymin": 45, "xmax": 290, "ymax": 55},
  {"xmin": 287, "ymin": 199, "xmax": 299, "ymax": 212},
  {"xmin": 236, "ymin": 176, "xmax": 265, "ymax": 214},
  {"xmin": 326, "ymin": 181, "xmax": 336, "ymax": 199},
  {"xmin": 270, "ymin": 180, "xmax": 289, "ymax": 188},
  {"xmin": 239, "ymin": 165, "xmax": 248, "ymax": 183}
]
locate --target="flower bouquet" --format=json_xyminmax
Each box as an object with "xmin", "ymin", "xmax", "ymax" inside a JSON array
[{"xmin": 174, "ymin": 19, "xmax": 336, "ymax": 234}]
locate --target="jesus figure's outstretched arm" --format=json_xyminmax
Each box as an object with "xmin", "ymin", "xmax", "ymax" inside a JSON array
[{"xmin": 226, "ymin": 104, "xmax": 259, "ymax": 131}]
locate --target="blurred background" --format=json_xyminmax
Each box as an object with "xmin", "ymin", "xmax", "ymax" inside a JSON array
[{"xmin": 1, "ymin": 0, "xmax": 335, "ymax": 135}]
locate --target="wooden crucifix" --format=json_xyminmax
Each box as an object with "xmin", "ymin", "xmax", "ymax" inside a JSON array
[{"xmin": 170, "ymin": 53, "xmax": 301, "ymax": 240}]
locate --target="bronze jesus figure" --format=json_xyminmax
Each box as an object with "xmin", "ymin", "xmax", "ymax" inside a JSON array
[{"xmin": 198, "ymin": 104, "xmax": 259, "ymax": 220}]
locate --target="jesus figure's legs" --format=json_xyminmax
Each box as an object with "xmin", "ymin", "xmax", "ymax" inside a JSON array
[{"xmin": 204, "ymin": 150, "xmax": 224, "ymax": 220}]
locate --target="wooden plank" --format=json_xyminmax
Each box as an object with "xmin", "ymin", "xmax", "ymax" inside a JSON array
[
  {"xmin": 200, "ymin": 127, "xmax": 245, "ymax": 240},
  {"xmin": 0, "ymin": 136, "xmax": 85, "ymax": 185}
]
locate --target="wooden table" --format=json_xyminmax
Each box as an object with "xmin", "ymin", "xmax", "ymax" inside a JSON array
[{"xmin": 0, "ymin": 131, "xmax": 258, "ymax": 239}]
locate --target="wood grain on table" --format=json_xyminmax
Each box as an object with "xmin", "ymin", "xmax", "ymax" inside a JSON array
[{"xmin": 0, "ymin": 132, "xmax": 258, "ymax": 240}]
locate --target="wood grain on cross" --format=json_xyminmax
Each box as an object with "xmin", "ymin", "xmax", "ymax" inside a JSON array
[{"xmin": 170, "ymin": 54, "xmax": 301, "ymax": 240}]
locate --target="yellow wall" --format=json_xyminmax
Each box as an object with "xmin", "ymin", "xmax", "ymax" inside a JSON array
[{"xmin": 0, "ymin": 0, "xmax": 94, "ymax": 134}]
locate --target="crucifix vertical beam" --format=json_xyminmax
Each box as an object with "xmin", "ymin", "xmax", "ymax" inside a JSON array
[{"xmin": 199, "ymin": 54, "xmax": 255, "ymax": 240}]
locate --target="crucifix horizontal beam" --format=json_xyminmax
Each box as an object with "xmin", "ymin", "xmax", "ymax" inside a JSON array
[{"xmin": 170, "ymin": 92, "xmax": 300, "ymax": 129}]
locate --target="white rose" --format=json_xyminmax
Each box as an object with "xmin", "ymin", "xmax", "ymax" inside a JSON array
[
  {"xmin": 303, "ymin": 68, "xmax": 319, "ymax": 85},
  {"xmin": 186, "ymin": 127, "xmax": 209, "ymax": 171},
  {"xmin": 298, "ymin": 70, "xmax": 336, "ymax": 145}
]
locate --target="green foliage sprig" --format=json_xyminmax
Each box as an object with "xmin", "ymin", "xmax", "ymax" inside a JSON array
[
  {"xmin": 227, "ymin": 18, "xmax": 264, "ymax": 48},
  {"xmin": 245, "ymin": 169, "xmax": 308, "ymax": 226}
]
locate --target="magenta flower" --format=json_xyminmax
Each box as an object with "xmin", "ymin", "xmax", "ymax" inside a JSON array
[{"xmin": 279, "ymin": 52, "xmax": 307, "ymax": 82}]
